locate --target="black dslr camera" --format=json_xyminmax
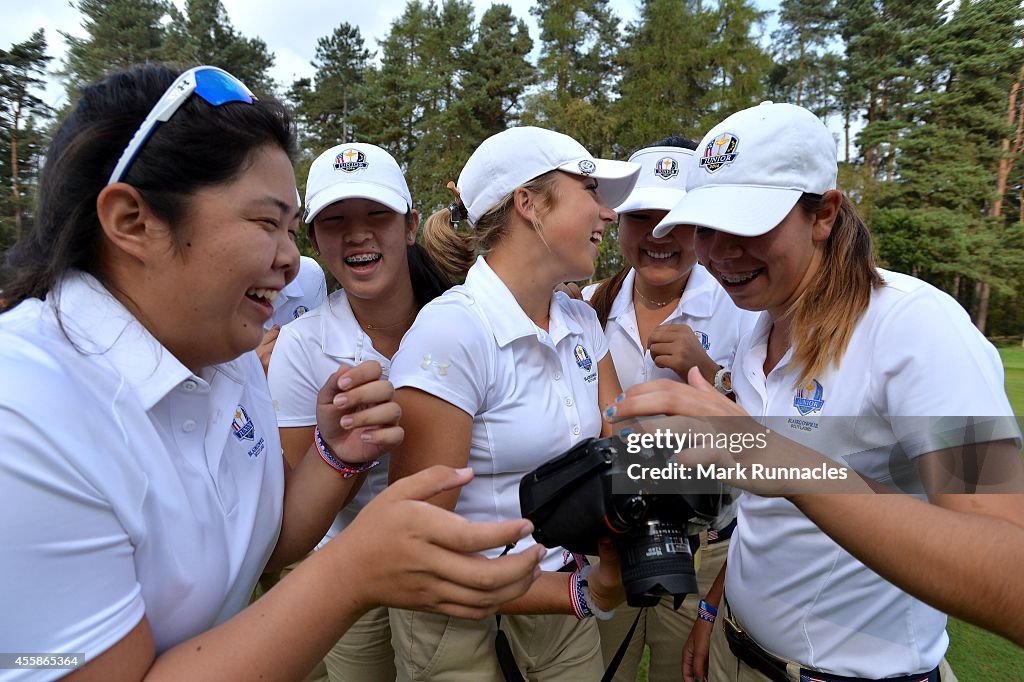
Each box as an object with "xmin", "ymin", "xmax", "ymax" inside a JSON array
[{"xmin": 519, "ymin": 435, "xmax": 722, "ymax": 607}]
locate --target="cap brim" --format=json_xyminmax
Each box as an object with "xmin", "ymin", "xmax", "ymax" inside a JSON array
[
  {"xmin": 558, "ymin": 158, "xmax": 641, "ymax": 211},
  {"xmin": 304, "ymin": 182, "xmax": 409, "ymax": 223},
  {"xmin": 652, "ymin": 186, "xmax": 803, "ymax": 238},
  {"xmin": 615, "ymin": 187, "xmax": 686, "ymax": 214}
]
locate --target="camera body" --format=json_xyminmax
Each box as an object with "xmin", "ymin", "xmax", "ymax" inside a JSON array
[{"xmin": 519, "ymin": 435, "xmax": 722, "ymax": 607}]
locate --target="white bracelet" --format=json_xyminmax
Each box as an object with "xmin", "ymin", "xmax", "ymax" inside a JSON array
[{"xmin": 579, "ymin": 565, "xmax": 617, "ymax": 621}]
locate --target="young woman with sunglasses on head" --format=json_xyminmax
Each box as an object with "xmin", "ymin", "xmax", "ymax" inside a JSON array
[
  {"xmin": 265, "ymin": 142, "xmax": 453, "ymax": 681},
  {"xmin": 386, "ymin": 126, "xmax": 640, "ymax": 681},
  {"xmin": 608, "ymin": 102, "xmax": 1024, "ymax": 681},
  {"xmin": 584, "ymin": 137, "xmax": 757, "ymax": 682},
  {"xmin": 0, "ymin": 65, "xmax": 543, "ymax": 681}
]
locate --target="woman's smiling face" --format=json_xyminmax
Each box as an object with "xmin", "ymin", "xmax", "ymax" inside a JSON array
[{"xmin": 311, "ymin": 198, "xmax": 417, "ymax": 302}]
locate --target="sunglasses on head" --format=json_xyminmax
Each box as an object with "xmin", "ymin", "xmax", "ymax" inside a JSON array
[{"xmin": 106, "ymin": 65, "xmax": 256, "ymax": 186}]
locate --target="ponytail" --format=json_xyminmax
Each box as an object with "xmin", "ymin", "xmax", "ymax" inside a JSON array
[
  {"xmin": 588, "ymin": 265, "xmax": 631, "ymax": 328},
  {"xmin": 789, "ymin": 192, "xmax": 883, "ymax": 386}
]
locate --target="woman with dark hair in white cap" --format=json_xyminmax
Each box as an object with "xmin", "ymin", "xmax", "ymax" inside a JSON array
[
  {"xmin": 0, "ymin": 65, "xmax": 545, "ymax": 681},
  {"xmin": 584, "ymin": 136, "xmax": 757, "ymax": 682},
  {"xmin": 266, "ymin": 142, "xmax": 454, "ymax": 681},
  {"xmin": 607, "ymin": 102, "xmax": 1023, "ymax": 681},
  {"xmin": 387, "ymin": 126, "xmax": 641, "ymax": 681}
]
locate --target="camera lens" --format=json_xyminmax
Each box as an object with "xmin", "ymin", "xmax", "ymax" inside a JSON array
[{"xmin": 617, "ymin": 518, "xmax": 697, "ymax": 608}]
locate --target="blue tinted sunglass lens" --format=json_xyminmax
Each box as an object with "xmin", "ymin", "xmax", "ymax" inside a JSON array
[{"xmin": 193, "ymin": 68, "xmax": 254, "ymax": 106}]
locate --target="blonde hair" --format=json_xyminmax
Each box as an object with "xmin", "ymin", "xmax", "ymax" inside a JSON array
[
  {"xmin": 422, "ymin": 173, "xmax": 561, "ymax": 280},
  {"xmin": 788, "ymin": 192, "xmax": 883, "ymax": 386}
]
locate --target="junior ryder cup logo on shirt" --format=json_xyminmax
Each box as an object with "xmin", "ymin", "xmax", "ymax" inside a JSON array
[
  {"xmin": 574, "ymin": 344, "xmax": 593, "ymax": 372},
  {"xmin": 232, "ymin": 404, "xmax": 266, "ymax": 458},
  {"xmin": 292, "ymin": 305, "xmax": 310, "ymax": 319},
  {"xmin": 793, "ymin": 380, "xmax": 825, "ymax": 416},
  {"xmin": 232, "ymin": 405, "xmax": 255, "ymax": 441},
  {"xmin": 693, "ymin": 330, "xmax": 710, "ymax": 351}
]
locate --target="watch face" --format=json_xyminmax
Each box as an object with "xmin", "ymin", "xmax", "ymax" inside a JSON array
[{"xmin": 722, "ymin": 371, "xmax": 732, "ymax": 392}]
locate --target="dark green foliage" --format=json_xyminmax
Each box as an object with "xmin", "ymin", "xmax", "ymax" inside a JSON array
[
  {"xmin": 61, "ymin": 0, "xmax": 168, "ymax": 94},
  {"xmin": 162, "ymin": 0, "xmax": 276, "ymax": 94},
  {"xmin": 0, "ymin": 29, "xmax": 52, "ymax": 252},
  {"xmin": 288, "ymin": 23, "xmax": 373, "ymax": 153},
  {"xmin": 1, "ymin": 0, "xmax": 1023, "ymax": 335}
]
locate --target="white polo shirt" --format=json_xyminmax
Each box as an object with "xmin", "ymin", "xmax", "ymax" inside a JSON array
[
  {"xmin": 265, "ymin": 255, "xmax": 328, "ymax": 331},
  {"xmin": 390, "ymin": 256, "xmax": 608, "ymax": 571},
  {"xmin": 585, "ymin": 266, "xmax": 757, "ymax": 530},
  {"xmin": 267, "ymin": 289, "xmax": 390, "ymax": 548},
  {"xmin": 583, "ymin": 266, "xmax": 757, "ymax": 387},
  {"xmin": 725, "ymin": 269, "xmax": 1019, "ymax": 677},
  {"xmin": 0, "ymin": 272, "xmax": 284, "ymax": 677}
]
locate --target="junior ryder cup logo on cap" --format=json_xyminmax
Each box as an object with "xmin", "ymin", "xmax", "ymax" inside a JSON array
[
  {"xmin": 578, "ymin": 159, "xmax": 596, "ymax": 175},
  {"xmin": 793, "ymin": 380, "xmax": 825, "ymax": 416},
  {"xmin": 232, "ymin": 404, "xmax": 255, "ymax": 441},
  {"xmin": 654, "ymin": 157, "xmax": 679, "ymax": 180},
  {"xmin": 699, "ymin": 133, "xmax": 739, "ymax": 173},
  {"xmin": 334, "ymin": 148, "xmax": 369, "ymax": 173},
  {"xmin": 574, "ymin": 344, "xmax": 593, "ymax": 372}
]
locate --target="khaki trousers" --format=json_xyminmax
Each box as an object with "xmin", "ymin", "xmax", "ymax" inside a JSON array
[
  {"xmin": 390, "ymin": 609, "xmax": 602, "ymax": 681},
  {"xmin": 599, "ymin": 534, "xmax": 730, "ymax": 682}
]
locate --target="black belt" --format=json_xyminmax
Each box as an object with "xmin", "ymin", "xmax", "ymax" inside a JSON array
[{"xmin": 722, "ymin": 611, "xmax": 940, "ymax": 682}]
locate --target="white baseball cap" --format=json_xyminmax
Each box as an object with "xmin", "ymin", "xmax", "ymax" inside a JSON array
[
  {"xmin": 652, "ymin": 102, "xmax": 837, "ymax": 238},
  {"xmin": 303, "ymin": 143, "xmax": 411, "ymax": 223},
  {"xmin": 458, "ymin": 126, "xmax": 641, "ymax": 226},
  {"xmin": 615, "ymin": 146, "xmax": 695, "ymax": 214}
]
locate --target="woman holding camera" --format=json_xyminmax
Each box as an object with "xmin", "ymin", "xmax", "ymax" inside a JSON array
[
  {"xmin": 0, "ymin": 64, "xmax": 545, "ymax": 681},
  {"xmin": 584, "ymin": 137, "xmax": 756, "ymax": 682},
  {"xmin": 608, "ymin": 102, "xmax": 1023, "ymax": 681},
  {"xmin": 387, "ymin": 126, "xmax": 639, "ymax": 681}
]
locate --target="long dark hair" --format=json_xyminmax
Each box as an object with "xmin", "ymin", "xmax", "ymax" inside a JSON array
[
  {"xmin": 1, "ymin": 64, "xmax": 296, "ymax": 311},
  {"xmin": 589, "ymin": 135, "xmax": 697, "ymax": 327}
]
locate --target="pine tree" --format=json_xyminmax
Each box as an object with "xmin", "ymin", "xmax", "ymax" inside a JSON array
[
  {"xmin": 869, "ymin": 0, "xmax": 1024, "ymax": 331},
  {"xmin": 614, "ymin": 0, "xmax": 717, "ymax": 153},
  {"xmin": 767, "ymin": 0, "xmax": 838, "ymax": 117},
  {"xmin": 61, "ymin": 0, "xmax": 169, "ymax": 95},
  {"xmin": 162, "ymin": 0, "xmax": 276, "ymax": 94},
  {"xmin": 462, "ymin": 4, "xmax": 534, "ymax": 134},
  {"xmin": 289, "ymin": 23, "xmax": 373, "ymax": 152},
  {"xmin": 524, "ymin": 0, "xmax": 622, "ymax": 155},
  {"xmin": 698, "ymin": 0, "xmax": 771, "ymax": 132},
  {"xmin": 0, "ymin": 29, "xmax": 53, "ymax": 249}
]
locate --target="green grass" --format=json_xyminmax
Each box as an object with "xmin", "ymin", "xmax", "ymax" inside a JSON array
[
  {"xmin": 999, "ymin": 347, "xmax": 1024, "ymax": 415},
  {"xmin": 634, "ymin": 349, "xmax": 1024, "ymax": 681}
]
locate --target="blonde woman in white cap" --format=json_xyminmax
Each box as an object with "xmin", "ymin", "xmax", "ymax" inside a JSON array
[
  {"xmin": 583, "ymin": 136, "xmax": 757, "ymax": 682},
  {"xmin": 607, "ymin": 102, "xmax": 1023, "ymax": 681},
  {"xmin": 386, "ymin": 126, "xmax": 641, "ymax": 681},
  {"xmin": 266, "ymin": 143, "xmax": 455, "ymax": 681}
]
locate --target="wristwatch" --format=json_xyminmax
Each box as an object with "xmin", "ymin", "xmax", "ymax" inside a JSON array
[{"xmin": 713, "ymin": 366, "xmax": 733, "ymax": 396}]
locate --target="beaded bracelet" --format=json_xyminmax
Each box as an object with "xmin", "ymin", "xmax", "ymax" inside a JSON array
[
  {"xmin": 314, "ymin": 426, "xmax": 381, "ymax": 479},
  {"xmin": 698, "ymin": 599, "xmax": 718, "ymax": 624}
]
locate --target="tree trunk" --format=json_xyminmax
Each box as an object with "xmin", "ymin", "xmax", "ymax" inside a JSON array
[
  {"xmin": 11, "ymin": 95, "xmax": 24, "ymax": 240},
  {"xmin": 978, "ymin": 64, "xmax": 1024, "ymax": 332},
  {"xmin": 993, "ymin": 65, "xmax": 1024, "ymax": 220},
  {"xmin": 975, "ymin": 282, "xmax": 990, "ymax": 334}
]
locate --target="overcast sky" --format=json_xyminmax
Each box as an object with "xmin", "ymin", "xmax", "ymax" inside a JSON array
[{"xmin": 1, "ymin": 0, "xmax": 778, "ymax": 108}]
